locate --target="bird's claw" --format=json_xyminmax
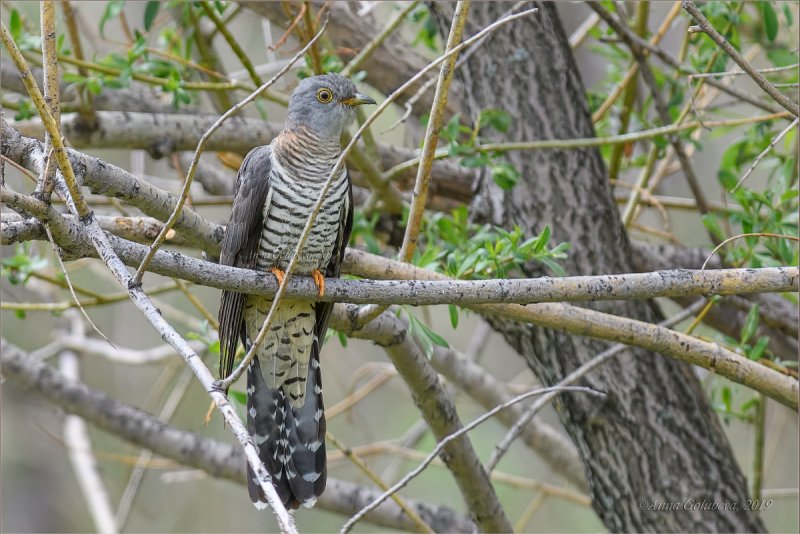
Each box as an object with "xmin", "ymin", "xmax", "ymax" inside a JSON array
[
  {"xmin": 311, "ymin": 269, "xmax": 325, "ymax": 298},
  {"xmin": 271, "ymin": 267, "xmax": 286, "ymax": 286}
]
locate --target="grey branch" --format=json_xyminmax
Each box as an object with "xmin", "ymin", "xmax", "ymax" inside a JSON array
[
  {"xmin": 340, "ymin": 385, "xmax": 602, "ymax": 533},
  {"xmin": 1, "ymin": 120, "xmax": 224, "ymax": 254},
  {"xmin": 335, "ymin": 308, "xmax": 513, "ymax": 532},
  {"xmin": 430, "ymin": 345, "xmax": 588, "ymax": 490},
  {"xmin": 3, "ymin": 189, "xmax": 797, "ymax": 408},
  {"xmin": 12, "ymin": 111, "xmax": 475, "ymax": 207},
  {"xmin": 0, "ymin": 340, "xmax": 476, "ymax": 533},
  {"xmin": 2, "ymin": 197, "xmax": 796, "ymax": 305},
  {"xmin": 2, "ymin": 212, "xmax": 193, "ymax": 248}
]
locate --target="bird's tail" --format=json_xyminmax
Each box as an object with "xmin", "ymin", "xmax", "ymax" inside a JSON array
[{"xmin": 246, "ymin": 350, "xmax": 327, "ymax": 510}]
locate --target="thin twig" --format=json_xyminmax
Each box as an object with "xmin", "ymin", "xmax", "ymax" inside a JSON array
[
  {"xmin": 340, "ymin": 386, "xmax": 605, "ymax": 533},
  {"xmin": 132, "ymin": 18, "xmax": 330, "ymax": 283},
  {"xmin": 60, "ymin": 0, "xmax": 94, "ymax": 122},
  {"xmin": 34, "ymin": 1, "xmax": 59, "ymax": 201},
  {"xmin": 341, "ymin": 1, "xmax": 420, "ymax": 77},
  {"xmin": 326, "ymin": 432, "xmax": 434, "ymax": 534},
  {"xmin": 690, "ymin": 63, "xmax": 799, "ymax": 78},
  {"xmin": 269, "ymin": 3, "xmax": 306, "ymax": 52},
  {"xmin": 60, "ymin": 349, "xmax": 118, "ymax": 534},
  {"xmin": 568, "ymin": 12, "xmax": 601, "ymax": 50},
  {"xmin": 400, "ymin": 1, "xmax": 469, "ymax": 261},
  {"xmin": 485, "ymin": 298, "xmax": 710, "ymax": 473},
  {"xmin": 682, "ymin": 1, "xmax": 799, "ymax": 117},
  {"xmin": 732, "ymin": 118, "xmax": 799, "ymax": 192},
  {"xmin": 200, "ymin": 1, "xmax": 264, "ymax": 87},
  {"xmin": 384, "ymin": 112, "xmax": 790, "ymax": 181},
  {"xmin": 44, "ymin": 225, "xmax": 115, "ymax": 347},
  {"xmin": 701, "ymin": 233, "xmax": 800, "ymax": 270},
  {"xmin": 607, "ymin": 1, "xmax": 650, "ymax": 183}
]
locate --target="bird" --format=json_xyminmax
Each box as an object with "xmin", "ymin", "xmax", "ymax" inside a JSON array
[{"xmin": 217, "ymin": 73, "xmax": 376, "ymax": 510}]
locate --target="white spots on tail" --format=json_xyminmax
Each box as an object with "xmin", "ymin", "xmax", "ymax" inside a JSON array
[{"xmin": 302, "ymin": 471, "xmax": 321, "ymax": 483}]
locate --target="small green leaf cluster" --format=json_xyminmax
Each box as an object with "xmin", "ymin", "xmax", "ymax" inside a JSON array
[
  {"xmin": 1, "ymin": 243, "xmax": 48, "ymax": 286},
  {"xmin": 187, "ymin": 320, "xmax": 221, "ymax": 355},
  {"xmin": 349, "ymin": 210, "xmax": 383, "ymax": 255},
  {"xmin": 399, "ymin": 307, "xmax": 449, "ymax": 359},
  {"xmin": 7, "ymin": 8, "xmax": 45, "ymax": 52},
  {"xmin": 705, "ymin": 122, "xmax": 799, "ymax": 268},
  {"xmin": 710, "ymin": 300, "xmax": 796, "ymax": 423},
  {"xmin": 408, "ymin": 4, "xmax": 440, "ymax": 52},
  {"xmin": 430, "ymin": 109, "xmax": 521, "ymax": 190},
  {"xmin": 415, "ymin": 205, "xmax": 570, "ymax": 280}
]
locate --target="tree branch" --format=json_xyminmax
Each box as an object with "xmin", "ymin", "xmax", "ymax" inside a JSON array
[
  {"xmin": 429, "ymin": 345, "xmax": 587, "ymax": 489},
  {"xmin": 4, "ymin": 196, "xmax": 796, "ymax": 305},
  {"xmin": 3, "ymin": 188, "xmax": 797, "ymax": 408},
  {"xmin": 1, "ymin": 119, "xmax": 224, "ymax": 253},
  {"xmin": 0, "ymin": 340, "xmax": 476, "ymax": 533},
  {"xmin": 336, "ymin": 308, "xmax": 513, "ymax": 532}
]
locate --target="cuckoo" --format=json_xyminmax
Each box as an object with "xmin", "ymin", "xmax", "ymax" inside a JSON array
[{"xmin": 218, "ymin": 73, "xmax": 375, "ymax": 510}]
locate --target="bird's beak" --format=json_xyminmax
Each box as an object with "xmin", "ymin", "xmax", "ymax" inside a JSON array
[{"xmin": 342, "ymin": 92, "xmax": 377, "ymax": 106}]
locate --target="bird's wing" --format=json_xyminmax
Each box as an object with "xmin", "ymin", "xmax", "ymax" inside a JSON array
[{"xmin": 218, "ymin": 145, "xmax": 273, "ymax": 380}]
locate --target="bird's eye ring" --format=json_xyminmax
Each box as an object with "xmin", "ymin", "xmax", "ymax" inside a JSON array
[{"xmin": 316, "ymin": 88, "xmax": 333, "ymax": 103}]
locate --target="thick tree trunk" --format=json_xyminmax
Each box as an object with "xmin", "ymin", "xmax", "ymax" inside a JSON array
[{"xmin": 436, "ymin": 3, "xmax": 765, "ymax": 532}]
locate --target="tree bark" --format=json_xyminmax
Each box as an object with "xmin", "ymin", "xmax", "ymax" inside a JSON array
[{"xmin": 437, "ymin": 3, "xmax": 766, "ymax": 531}]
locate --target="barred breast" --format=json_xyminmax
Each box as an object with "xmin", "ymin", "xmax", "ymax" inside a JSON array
[{"xmin": 255, "ymin": 149, "xmax": 349, "ymax": 274}]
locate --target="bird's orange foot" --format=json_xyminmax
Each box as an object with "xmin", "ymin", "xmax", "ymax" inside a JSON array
[
  {"xmin": 271, "ymin": 267, "xmax": 286, "ymax": 286},
  {"xmin": 311, "ymin": 269, "xmax": 325, "ymax": 298}
]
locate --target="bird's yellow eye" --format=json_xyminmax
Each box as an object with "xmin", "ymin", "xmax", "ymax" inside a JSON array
[{"xmin": 316, "ymin": 88, "xmax": 333, "ymax": 103}]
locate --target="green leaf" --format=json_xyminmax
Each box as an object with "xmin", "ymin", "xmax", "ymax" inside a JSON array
[
  {"xmin": 144, "ymin": 1, "xmax": 160, "ymax": 31},
  {"xmin": 15, "ymin": 309, "xmax": 26, "ymax": 320},
  {"xmin": 701, "ymin": 214, "xmax": 727, "ymax": 242},
  {"xmin": 460, "ymin": 154, "xmax": 489, "ymax": 168},
  {"xmin": 337, "ymin": 330, "xmax": 348, "ymax": 348},
  {"xmin": 9, "ymin": 9, "xmax": 22, "ymax": 41},
  {"xmin": 740, "ymin": 304, "xmax": 760, "ymax": 344},
  {"xmin": 100, "ymin": 0, "xmax": 126, "ymax": 37},
  {"xmin": 782, "ymin": 2, "xmax": 793, "ymax": 26},
  {"xmin": 479, "ymin": 108, "xmax": 512, "ymax": 133},
  {"xmin": 721, "ymin": 386, "xmax": 732, "ymax": 412},
  {"xmin": 86, "ymin": 77, "xmax": 103, "ymax": 95},
  {"xmin": 229, "ymin": 390, "xmax": 247, "ymax": 406},
  {"xmin": 717, "ymin": 169, "xmax": 738, "ymax": 190},
  {"xmin": 418, "ymin": 321, "xmax": 449, "ymax": 349},
  {"xmin": 748, "ymin": 336, "xmax": 770, "ymax": 361},
  {"xmin": 448, "ymin": 304, "xmax": 459, "ymax": 329},
  {"xmin": 766, "ymin": 48, "xmax": 797, "ymax": 67},
  {"xmin": 759, "ymin": 2, "xmax": 779, "ymax": 42},
  {"xmin": 491, "ymin": 162, "xmax": 520, "ymax": 190}
]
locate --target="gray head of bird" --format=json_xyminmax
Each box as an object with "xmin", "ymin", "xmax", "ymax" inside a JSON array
[{"xmin": 284, "ymin": 73, "xmax": 376, "ymax": 140}]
